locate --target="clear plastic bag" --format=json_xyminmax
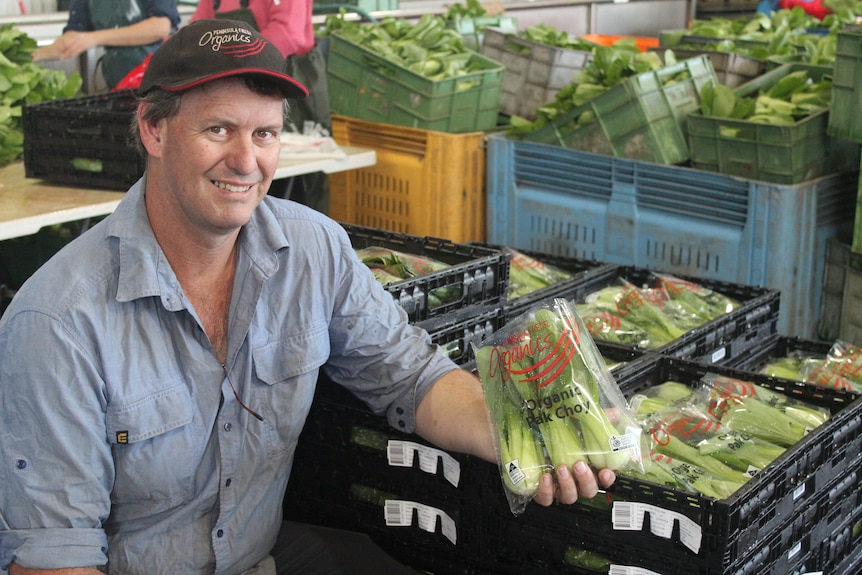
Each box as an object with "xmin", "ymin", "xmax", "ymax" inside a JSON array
[{"xmin": 472, "ymin": 298, "xmax": 643, "ymax": 515}]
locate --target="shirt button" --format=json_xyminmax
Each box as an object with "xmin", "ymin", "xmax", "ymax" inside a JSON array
[
  {"xmin": 15, "ymin": 459, "xmax": 27, "ymax": 470},
  {"xmin": 396, "ymin": 407, "xmax": 404, "ymax": 415},
  {"xmin": 217, "ymin": 529, "xmax": 224, "ymax": 538},
  {"xmin": 225, "ymin": 478, "xmax": 232, "ymax": 487},
  {"xmin": 397, "ymin": 420, "xmax": 406, "ymax": 428},
  {"xmin": 223, "ymin": 422, "xmax": 232, "ymax": 432}
]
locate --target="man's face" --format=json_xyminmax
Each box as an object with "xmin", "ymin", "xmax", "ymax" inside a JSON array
[{"xmin": 144, "ymin": 78, "xmax": 285, "ymax": 237}]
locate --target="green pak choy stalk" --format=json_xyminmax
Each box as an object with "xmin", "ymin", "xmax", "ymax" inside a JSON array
[{"xmin": 473, "ymin": 345, "xmax": 548, "ymax": 499}]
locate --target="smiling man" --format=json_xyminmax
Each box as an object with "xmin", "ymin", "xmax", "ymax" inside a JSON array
[{"xmin": 0, "ymin": 19, "xmax": 614, "ymax": 575}]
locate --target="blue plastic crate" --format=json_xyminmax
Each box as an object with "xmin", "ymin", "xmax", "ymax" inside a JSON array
[{"xmin": 485, "ymin": 134, "xmax": 859, "ymax": 338}]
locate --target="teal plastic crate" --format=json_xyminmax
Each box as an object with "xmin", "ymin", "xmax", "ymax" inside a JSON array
[
  {"xmin": 485, "ymin": 133, "xmax": 859, "ymax": 338},
  {"xmin": 829, "ymin": 24, "xmax": 862, "ymax": 143},
  {"xmin": 479, "ymin": 26, "xmax": 594, "ymax": 121},
  {"xmin": 445, "ymin": 15, "xmax": 518, "ymax": 52},
  {"xmin": 687, "ymin": 63, "xmax": 844, "ymax": 184},
  {"xmin": 655, "ymin": 48, "xmax": 766, "ymax": 88},
  {"xmin": 522, "ymin": 55, "xmax": 717, "ymax": 165},
  {"xmin": 326, "ymin": 32, "xmax": 504, "ymax": 133}
]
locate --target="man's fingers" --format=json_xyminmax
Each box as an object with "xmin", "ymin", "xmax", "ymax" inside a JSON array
[
  {"xmin": 572, "ymin": 461, "xmax": 600, "ymax": 499},
  {"xmin": 554, "ymin": 464, "xmax": 579, "ymax": 505},
  {"xmin": 533, "ymin": 472, "xmax": 556, "ymax": 507}
]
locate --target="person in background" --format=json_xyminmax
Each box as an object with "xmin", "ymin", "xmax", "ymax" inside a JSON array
[
  {"xmin": 191, "ymin": 0, "xmax": 332, "ymax": 215},
  {"xmin": 0, "ymin": 19, "xmax": 615, "ymax": 575},
  {"xmin": 32, "ymin": 0, "xmax": 181, "ymax": 91}
]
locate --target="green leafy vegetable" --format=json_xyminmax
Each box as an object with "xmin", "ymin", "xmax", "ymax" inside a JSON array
[{"xmin": 0, "ymin": 24, "xmax": 82, "ymax": 166}]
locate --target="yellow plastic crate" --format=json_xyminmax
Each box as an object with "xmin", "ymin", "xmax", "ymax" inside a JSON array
[{"xmin": 329, "ymin": 115, "xmax": 487, "ymax": 243}]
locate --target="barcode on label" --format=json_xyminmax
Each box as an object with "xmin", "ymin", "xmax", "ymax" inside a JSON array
[
  {"xmin": 387, "ymin": 441, "xmax": 461, "ymax": 487},
  {"xmin": 383, "ymin": 500, "xmax": 457, "ymax": 545},
  {"xmin": 387, "ymin": 441, "xmax": 407, "ymax": 466},
  {"xmin": 612, "ymin": 502, "xmax": 635, "ymax": 529},
  {"xmin": 609, "ymin": 566, "xmax": 662, "ymax": 575}
]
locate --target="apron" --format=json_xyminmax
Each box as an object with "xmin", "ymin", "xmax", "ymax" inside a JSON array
[
  {"xmin": 213, "ymin": 0, "xmax": 261, "ymax": 30},
  {"xmin": 89, "ymin": 0, "xmax": 159, "ymax": 89}
]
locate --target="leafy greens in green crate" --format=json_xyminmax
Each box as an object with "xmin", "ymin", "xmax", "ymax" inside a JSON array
[
  {"xmin": 319, "ymin": 12, "xmax": 489, "ymax": 82},
  {"xmin": 505, "ymin": 43, "xmax": 673, "ymax": 137},
  {"xmin": 699, "ymin": 69, "xmax": 831, "ymax": 126},
  {"xmin": 0, "ymin": 24, "xmax": 82, "ymax": 167}
]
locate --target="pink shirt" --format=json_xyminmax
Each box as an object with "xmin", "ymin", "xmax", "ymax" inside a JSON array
[{"xmin": 192, "ymin": 0, "xmax": 315, "ymax": 58}]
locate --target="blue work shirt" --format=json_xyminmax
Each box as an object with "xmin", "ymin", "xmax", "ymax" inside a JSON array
[{"xmin": 0, "ymin": 175, "xmax": 457, "ymax": 573}]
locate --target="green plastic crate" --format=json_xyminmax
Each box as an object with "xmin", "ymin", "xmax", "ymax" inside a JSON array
[
  {"xmin": 856, "ymin": 164, "xmax": 862, "ymax": 255},
  {"xmin": 655, "ymin": 48, "xmax": 766, "ymax": 88},
  {"xmin": 445, "ymin": 15, "xmax": 518, "ymax": 52},
  {"xmin": 314, "ymin": 0, "xmax": 398, "ymax": 11},
  {"xmin": 829, "ymin": 24, "xmax": 862, "ymax": 143},
  {"xmin": 523, "ymin": 54, "xmax": 717, "ymax": 165},
  {"xmin": 687, "ymin": 63, "xmax": 846, "ymax": 184},
  {"xmin": 326, "ymin": 32, "xmax": 504, "ymax": 133}
]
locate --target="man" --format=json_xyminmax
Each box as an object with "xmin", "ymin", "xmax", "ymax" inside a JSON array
[{"xmin": 0, "ymin": 19, "xmax": 614, "ymax": 574}]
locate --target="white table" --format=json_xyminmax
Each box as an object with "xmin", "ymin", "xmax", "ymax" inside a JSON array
[
  {"xmin": 0, "ymin": 161, "xmax": 125, "ymax": 241},
  {"xmin": 0, "ymin": 146, "xmax": 377, "ymax": 241},
  {"xmin": 275, "ymin": 145, "xmax": 376, "ymax": 179}
]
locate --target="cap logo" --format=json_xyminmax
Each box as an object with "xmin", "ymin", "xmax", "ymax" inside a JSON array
[{"xmin": 199, "ymin": 27, "xmax": 266, "ymax": 57}]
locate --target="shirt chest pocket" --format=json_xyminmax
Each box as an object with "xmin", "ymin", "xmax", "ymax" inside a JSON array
[
  {"xmin": 252, "ymin": 325, "xmax": 330, "ymax": 461},
  {"xmin": 106, "ymin": 383, "xmax": 200, "ymax": 518}
]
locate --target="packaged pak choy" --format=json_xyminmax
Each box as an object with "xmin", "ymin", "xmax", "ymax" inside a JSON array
[{"xmin": 472, "ymin": 298, "xmax": 644, "ymax": 515}]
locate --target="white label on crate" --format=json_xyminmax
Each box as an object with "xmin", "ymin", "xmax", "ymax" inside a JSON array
[
  {"xmin": 609, "ymin": 566, "xmax": 662, "ymax": 575},
  {"xmin": 710, "ymin": 347, "xmax": 728, "ymax": 363},
  {"xmin": 383, "ymin": 500, "xmax": 457, "ymax": 545},
  {"xmin": 793, "ymin": 483, "xmax": 807, "ymax": 500},
  {"xmin": 800, "ymin": 572, "xmax": 823, "ymax": 575},
  {"xmin": 612, "ymin": 501, "xmax": 703, "ymax": 554},
  {"xmin": 788, "ymin": 540, "xmax": 802, "ymax": 560},
  {"xmin": 386, "ymin": 440, "xmax": 461, "ymax": 487}
]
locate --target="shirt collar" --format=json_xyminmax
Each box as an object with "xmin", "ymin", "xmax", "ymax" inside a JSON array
[{"xmin": 106, "ymin": 175, "xmax": 289, "ymax": 307}]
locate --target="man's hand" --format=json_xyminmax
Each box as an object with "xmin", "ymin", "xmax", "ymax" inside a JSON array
[{"xmin": 533, "ymin": 462, "xmax": 616, "ymax": 507}]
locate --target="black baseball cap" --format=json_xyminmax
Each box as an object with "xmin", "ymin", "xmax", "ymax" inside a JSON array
[{"xmin": 140, "ymin": 18, "xmax": 308, "ymax": 99}]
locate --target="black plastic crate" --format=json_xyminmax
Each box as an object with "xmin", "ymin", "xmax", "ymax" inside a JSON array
[
  {"xmin": 815, "ymin": 497, "xmax": 862, "ymax": 574},
  {"xmin": 513, "ymin": 264, "xmax": 781, "ymax": 365},
  {"xmin": 23, "ymin": 90, "xmax": 143, "ymax": 191},
  {"xmin": 293, "ymin": 373, "xmax": 486, "ymax": 495},
  {"xmin": 473, "ymin": 355, "xmax": 861, "ymax": 573},
  {"xmin": 722, "ymin": 334, "xmax": 835, "ymax": 373},
  {"xmin": 344, "ymin": 224, "xmax": 509, "ymax": 324},
  {"xmin": 593, "ymin": 355, "xmax": 862, "ymax": 570},
  {"xmin": 283, "ymin": 375, "xmax": 497, "ymax": 572},
  {"xmin": 417, "ymin": 304, "xmax": 505, "ymax": 368},
  {"xmin": 484, "ymin": 494, "xmax": 827, "ymax": 575}
]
